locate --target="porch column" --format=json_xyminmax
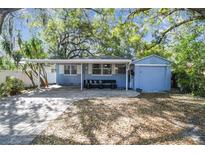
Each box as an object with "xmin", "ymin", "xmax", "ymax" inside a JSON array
[
  {"xmin": 126, "ymin": 63, "xmax": 128, "ymax": 91},
  {"xmin": 38, "ymin": 63, "xmax": 40, "ymax": 89},
  {"xmin": 81, "ymin": 63, "xmax": 83, "ymax": 91}
]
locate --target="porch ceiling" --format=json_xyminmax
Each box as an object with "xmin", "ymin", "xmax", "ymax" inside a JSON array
[{"xmin": 20, "ymin": 58, "xmax": 131, "ymax": 64}]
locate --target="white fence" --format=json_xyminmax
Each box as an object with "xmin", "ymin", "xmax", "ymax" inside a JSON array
[{"xmin": 0, "ymin": 70, "xmax": 56, "ymax": 87}]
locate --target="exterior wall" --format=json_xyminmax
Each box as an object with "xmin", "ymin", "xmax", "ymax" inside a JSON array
[
  {"xmin": 56, "ymin": 64, "xmax": 126, "ymax": 88},
  {"xmin": 56, "ymin": 64, "xmax": 81, "ymax": 86},
  {"xmin": 133, "ymin": 55, "xmax": 171, "ymax": 92}
]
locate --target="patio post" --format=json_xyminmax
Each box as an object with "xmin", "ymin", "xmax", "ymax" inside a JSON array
[
  {"xmin": 38, "ymin": 63, "xmax": 40, "ymax": 89},
  {"xmin": 126, "ymin": 63, "xmax": 128, "ymax": 91},
  {"xmin": 81, "ymin": 63, "xmax": 83, "ymax": 91}
]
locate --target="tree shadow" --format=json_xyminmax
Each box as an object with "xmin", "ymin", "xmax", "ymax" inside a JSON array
[
  {"xmin": 0, "ymin": 92, "xmax": 70, "ymax": 144},
  {"xmin": 32, "ymin": 92, "xmax": 205, "ymax": 145}
]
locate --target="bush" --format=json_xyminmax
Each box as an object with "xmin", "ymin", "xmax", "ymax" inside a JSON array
[
  {"xmin": 175, "ymin": 69, "xmax": 205, "ymax": 97},
  {"xmin": 0, "ymin": 77, "xmax": 24, "ymax": 97}
]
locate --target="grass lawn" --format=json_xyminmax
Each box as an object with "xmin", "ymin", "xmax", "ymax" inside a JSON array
[{"xmin": 32, "ymin": 92, "xmax": 205, "ymax": 145}]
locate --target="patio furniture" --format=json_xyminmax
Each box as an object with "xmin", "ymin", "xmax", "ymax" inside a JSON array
[{"xmin": 84, "ymin": 80, "xmax": 117, "ymax": 89}]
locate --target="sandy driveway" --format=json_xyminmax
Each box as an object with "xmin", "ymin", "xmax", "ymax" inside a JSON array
[{"xmin": 0, "ymin": 86, "xmax": 139, "ymax": 144}]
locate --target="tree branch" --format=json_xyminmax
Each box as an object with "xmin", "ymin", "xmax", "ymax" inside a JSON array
[
  {"xmin": 145, "ymin": 15, "xmax": 205, "ymax": 50},
  {"xmin": 157, "ymin": 15, "xmax": 204, "ymax": 44},
  {"xmin": 0, "ymin": 8, "xmax": 20, "ymax": 34}
]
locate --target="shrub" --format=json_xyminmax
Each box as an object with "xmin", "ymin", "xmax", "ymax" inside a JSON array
[
  {"xmin": 175, "ymin": 69, "xmax": 205, "ymax": 97},
  {"xmin": 0, "ymin": 77, "xmax": 24, "ymax": 97}
]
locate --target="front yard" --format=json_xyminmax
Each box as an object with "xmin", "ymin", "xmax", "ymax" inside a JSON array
[{"xmin": 32, "ymin": 92, "xmax": 205, "ymax": 145}]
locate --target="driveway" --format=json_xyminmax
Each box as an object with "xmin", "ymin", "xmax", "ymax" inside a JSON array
[{"xmin": 0, "ymin": 85, "xmax": 139, "ymax": 144}]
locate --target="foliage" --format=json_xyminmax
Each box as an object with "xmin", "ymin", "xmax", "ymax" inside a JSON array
[
  {"xmin": 0, "ymin": 76, "xmax": 24, "ymax": 97},
  {"xmin": 41, "ymin": 9, "xmax": 98, "ymax": 59},
  {"xmin": 0, "ymin": 56, "xmax": 16, "ymax": 70},
  {"xmin": 29, "ymin": 9, "xmax": 145, "ymax": 58},
  {"xmin": 19, "ymin": 37, "xmax": 48, "ymax": 59},
  {"xmin": 18, "ymin": 37, "xmax": 48, "ymax": 87},
  {"xmin": 1, "ymin": 36, "xmax": 48, "ymax": 87},
  {"xmin": 136, "ymin": 45, "xmax": 172, "ymax": 59},
  {"xmin": 172, "ymin": 31, "xmax": 205, "ymax": 97}
]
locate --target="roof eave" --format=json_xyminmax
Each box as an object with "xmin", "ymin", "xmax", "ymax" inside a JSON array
[{"xmin": 20, "ymin": 58, "xmax": 131, "ymax": 64}]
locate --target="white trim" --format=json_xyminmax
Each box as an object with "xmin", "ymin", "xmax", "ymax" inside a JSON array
[
  {"xmin": 88, "ymin": 63, "xmax": 92, "ymax": 74},
  {"xmin": 63, "ymin": 74, "xmax": 78, "ymax": 76},
  {"xmin": 135, "ymin": 64, "xmax": 171, "ymax": 67},
  {"xmin": 20, "ymin": 58, "xmax": 131, "ymax": 64},
  {"xmin": 81, "ymin": 63, "xmax": 83, "ymax": 91},
  {"xmin": 133, "ymin": 54, "xmax": 172, "ymax": 63},
  {"xmin": 112, "ymin": 64, "xmax": 116, "ymax": 74},
  {"xmin": 77, "ymin": 64, "xmax": 81, "ymax": 74},
  {"xmin": 126, "ymin": 64, "xmax": 128, "ymax": 91},
  {"xmin": 59, "ymin": 65, "xmax": 64, "ymax": 74},
  {"xmin": 38, "ymin": 64, "xmax": 40, "ymax": 89},
  {"xmin": 91, "ymin": 74, "xmax": 112, "ymax": 76}
]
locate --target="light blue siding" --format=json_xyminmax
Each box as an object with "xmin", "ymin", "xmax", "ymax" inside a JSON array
[
  {"xmin": 56, "ymin": 65, "xmax": 81, "ymax": 85},
  {"xmin": 56, "ymin": 64, "xmax": 126, "ymax": 88},
  {"xmin": 133, "ymin": 55, "xmax": 171, "ymax": 92},
  {"xmin": 56, "ymin": 54, "xmax": 171, "ymax": 92}
]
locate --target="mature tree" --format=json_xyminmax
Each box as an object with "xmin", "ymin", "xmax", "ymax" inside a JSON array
[
  {"xmin": 29, "ymin": 8, "xmax": 144, "ymax": 58},
  {"xmin": 1, "ymin": 37, "xmax": 49, "ymax": 87},
  {"xmin": 127, "ymin": 8, "xmax": 205, "ymax": 49},
  {"xmin": 169, "ymin": 26, "xmax": 205, "ymax": 96},
  {"xmin": 41, "ymin": 9, "xmax": 97, "ymax": 59}
]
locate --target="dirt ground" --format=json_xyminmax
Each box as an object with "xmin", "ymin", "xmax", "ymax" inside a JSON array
[{"xmin": 32, "ymin": 92, "xmax": 205, "ymax": 145}]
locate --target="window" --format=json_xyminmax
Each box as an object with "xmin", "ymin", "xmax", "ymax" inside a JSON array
[
  {"xmin": 102, "ymin": 64, "xmax": 111, "ymax": 75},
  {"xmin": 92, "ymin": 64, "xmax": 101, "ymax": 75},
  {"xmin": 115, "ymin": 64, "xmax": 126, "ymax": 74},
  {"xmin": 64, "ymin": 65, "xmax": 70, "ymax": 74},
  {"xmin": 64, "ymin": 64, "xmax": 77, "ymax": 75},
  {"xmin": 71, "ymin": 65, "xmax": 77, "ymax": 74},
  {"xmin": 92, "ymin": 64, "xmax": 112, "ymax": 75}
]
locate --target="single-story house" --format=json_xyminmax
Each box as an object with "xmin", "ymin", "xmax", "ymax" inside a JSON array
[{"xmin": 21, "ymin": 54, "xmax": 171, "ymax": 92}]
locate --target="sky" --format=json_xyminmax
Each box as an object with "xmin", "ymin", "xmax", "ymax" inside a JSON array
[
  {"xmin": 0, "ymin": 8, "xmax": 166, "ymax": 56},
  {"xmin": 13, "ymin": 8, "xmax": 154, "ymax": 41}
]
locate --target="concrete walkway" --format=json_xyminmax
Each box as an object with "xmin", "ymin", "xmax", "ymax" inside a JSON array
[{"xmin": 0, "ymin": 86, "xmax": 139, "ymax": 144}]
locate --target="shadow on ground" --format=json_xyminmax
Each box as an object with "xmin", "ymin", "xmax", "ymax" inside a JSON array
[
  {"xmin": 0, "ymin": 86, "xmax": 138, "ymax": 144},
  {"xmin": 32, "ymin": 92, "xmax": 205, "ymax": 145}
]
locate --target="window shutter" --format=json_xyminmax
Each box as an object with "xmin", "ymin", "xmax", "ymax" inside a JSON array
[
  {"xmin": 77, "ymin": 64, "xmax": 81, "ymax": 74},
  {"xmin": 112, "ymin": 64, "xmax": 116, "ymax": 74},
  {"xmin": 88, "ymin": 64, "xmax": 92, "ymax": 74},
  {"xmin": 59, "ymin": 65, "xmax": 64, "ymax": 74}
]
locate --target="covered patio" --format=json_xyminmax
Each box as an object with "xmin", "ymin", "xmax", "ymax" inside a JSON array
[{"xmin": 21, "ymin": 58, "xmax": 131, "ymax": 91}]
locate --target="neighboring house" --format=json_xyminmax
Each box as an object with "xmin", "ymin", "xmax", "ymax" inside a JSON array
[{"xmin": 21, "ymin": 54, "xmax": 171, "ymax": 92}]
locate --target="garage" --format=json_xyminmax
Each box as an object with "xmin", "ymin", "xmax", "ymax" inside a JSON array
[{"xmin": 133, "ymin": 55, "xmax": 171, "ymax": 92}]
